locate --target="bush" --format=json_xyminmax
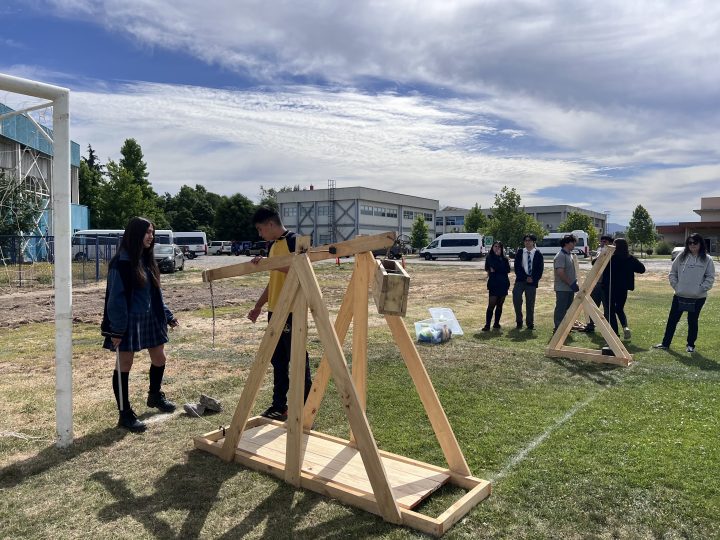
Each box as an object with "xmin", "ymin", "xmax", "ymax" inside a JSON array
[{"xmin": 655, "ymin": 241, "xmax": 673, "ymax": 255}]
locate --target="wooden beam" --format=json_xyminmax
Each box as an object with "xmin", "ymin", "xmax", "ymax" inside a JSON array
[
  {"xmin": 294, "ymin": 254, "xmax": 402, "ymax": 524},
  {"xmin": 302, "ymin": 271, "xmax": 356, "ymax": 429},
  {"xmin": 202, "ymin": 232, "xmax": 396, "ymax": 282},
  {"xmin": 218, "ymin": 268, "xmax": 300, "ymax": 461},
  {"xmin": 385, "ymin": 315, "xmax": 471, "ymax": 476},
  {"xmin": 350, "ymin": 252, "xmax": 371, "ymax": 444},
  {"xmin": 546, "ymin": 346, "xmax": 631, "ymax": 366}
]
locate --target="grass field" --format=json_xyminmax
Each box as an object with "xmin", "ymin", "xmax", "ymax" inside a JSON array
[{"xmin": 1, "ymin": 261, "xmax": 718, "ymax": 539}]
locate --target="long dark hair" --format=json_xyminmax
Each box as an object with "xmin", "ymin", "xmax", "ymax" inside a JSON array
[
  {"xmin": 116, "ymin": 216, "xmax": 160, "ymax": 288},
  {"xmin": 613, "ymin": 238, "xmax": 630, "ymax": 258},
  {"xmin": 485, "ymin": 241, "xmax": 508, "ymax": 271},
  {"xmin": 680, "ymin": 233, "xmax": 707, "ymax": 261}
]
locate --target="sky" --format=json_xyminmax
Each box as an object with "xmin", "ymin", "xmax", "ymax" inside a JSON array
[{"xmin": 1, "ymin": 0, "xmax": 719, "ymax": 224}]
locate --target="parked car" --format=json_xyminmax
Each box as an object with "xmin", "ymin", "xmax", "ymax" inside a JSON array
[
  {"xmin": 671, "ymin": 246, "xmax": 684, "ymax": 261},
  {"xmin": 208, "ymin": 240, "xmax": 232, "ymax": 255},
  {"xmin": 246, "ymin": 241, "xmax": 270, "ymax": 256},
  {"xmin": 154, "ymin": 244, "xmax": 185, "ymax": 273}
]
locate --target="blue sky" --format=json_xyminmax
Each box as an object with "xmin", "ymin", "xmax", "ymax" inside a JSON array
[{"xmin": 1, "ymin": 0, "xmax": 719, "ymax": 224}]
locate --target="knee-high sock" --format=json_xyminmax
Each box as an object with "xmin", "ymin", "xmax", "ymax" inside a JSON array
[
  {"xmin": 112, "ymin": 370, "xmax": 130, "ymax": 412},
  {"xmin": 149, "ymin": 364, "xmax": 165, "ymax": 393}
]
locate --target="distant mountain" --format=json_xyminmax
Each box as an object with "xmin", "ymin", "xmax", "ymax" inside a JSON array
[{"xmin": 607, "ymin": 222, "xmax": 627, "ymax": 234}]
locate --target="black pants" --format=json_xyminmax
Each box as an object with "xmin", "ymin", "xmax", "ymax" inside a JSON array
[
  {"xmin": 268, "ymin": 312, "xmax": 312, "ymax": 411},
  {"xmin": 585, "ymin": 283, "xmax": 604, "ymax": 329},
  {"xmin": 512, "ymin": 281, "xmax": 537, "ymax": 327},
  {"xmin": 603, "ymin": 289, "xmax": 629, "ymax": 335},
  {"xmin": 661, "ymin": 296, "xmax": 707, "ymax": 348}
]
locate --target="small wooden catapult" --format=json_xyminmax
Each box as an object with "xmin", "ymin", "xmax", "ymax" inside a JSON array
[
  {"xmin": 194, "ymin": 232, "xmax": 490, "ymax": 536},
  {"xmin": 545, "ymin": 245, "xmax": 633, "ymax": 366}
]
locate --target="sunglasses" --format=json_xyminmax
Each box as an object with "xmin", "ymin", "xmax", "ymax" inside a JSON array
[{"xmin": 687, "ymin": 240, "xmax": 699, "ymax": 245}]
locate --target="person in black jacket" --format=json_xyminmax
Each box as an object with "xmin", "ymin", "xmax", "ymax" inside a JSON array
[
  {"xmin": 102, "ymin": 217, "xmax": 179, "ymax": 433},
  {"xmin": 512, "ymin": 234, "xmax": 544, "ymax": 330},
  {"xmin": 482, "ymin": 241, "xmax": 511, "ymax": 331},
  {"xmin": 601, "ymin": 238, "xmax": 645, "ymax": 338}
]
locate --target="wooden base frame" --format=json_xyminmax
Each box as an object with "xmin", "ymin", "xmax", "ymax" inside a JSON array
[
  {"xmin": 195, "ymin": 233, "xmax": 490, "ymax": 536},
  {"xmin": 545, "ymin": 246, "xmax": 633, "ymax": 366}
]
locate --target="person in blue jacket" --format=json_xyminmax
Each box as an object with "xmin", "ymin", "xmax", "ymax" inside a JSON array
[
  {"xmin": 482, "ymin": 241, "xmax": 511, "ymax": 331},
  {"xmin": 101, "ymin": 217, "xmax": 179, "ymax": 432}
]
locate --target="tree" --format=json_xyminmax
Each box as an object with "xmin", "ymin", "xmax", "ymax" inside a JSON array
[
  {"xmin": 259, "ymin": 185, "xmax": 301, "ymax": 211},
  {"xmin": 213, "ymin": 193, "xmax": 256, "ymax": 240},
  {"xmin": 0, "ymin": 170, "xmax": 44, "ymax": 236},
  {"xmin": 464, "ymin": 203, "xmax": 489, "ymax": 233},
  {"xmin": 626, "ymin": 205, "xmax": 656, "ymax": 255},
  {"xmin": 96, "ymin": 161, "xmax": 168, "ymax": 228},
  {"xmin": 410, "ymin": 214, "xmax": 430, "ymax": 250},
  {"xmin": 485, "ymin": 186, "xmax": 545, "ymax": 249},
  {"xmin": 78, "ymin": 145, "xmax": 105, "ymax": 228},
  {"xmin": 119, "ymin": 138, "xmax": 155, "ymax": 200},
  {"xmin": 558, "ymin": 211, "xmax": 599, "ymax": 250}
]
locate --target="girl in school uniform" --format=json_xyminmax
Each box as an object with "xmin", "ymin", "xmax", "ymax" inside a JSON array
[
  {"xmin": 101, "ymin": 216, "xmax": 178, "ymax": 432},
  {"xmin": 482, "ymin": 241, "xmax": 511, "ymax": 331}
]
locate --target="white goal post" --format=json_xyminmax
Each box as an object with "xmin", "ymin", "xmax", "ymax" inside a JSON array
[{"xmin": 0, "ymin": 73, "xmax": 73, "ymax": 448}]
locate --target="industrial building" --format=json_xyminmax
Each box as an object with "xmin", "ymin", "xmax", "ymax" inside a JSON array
[{"xmin": 657, "ymin": 196, "xmax": 720, "ymax": 253}]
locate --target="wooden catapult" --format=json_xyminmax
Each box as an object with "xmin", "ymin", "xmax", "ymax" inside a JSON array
[
  {"xmin": 194, "ymin": 232, "xmax": 490, "ymax": 536},
  {"xmin": 545, "ymin": 245, "xmax": 633, "ymax": 366}
]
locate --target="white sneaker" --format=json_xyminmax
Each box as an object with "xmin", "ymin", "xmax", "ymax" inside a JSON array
[
  {"xmin": 686, "ymin": 345, "xmax": 695, "ymax": 353},
  {"xmin": 623, "ymin": 327, "xmax": 631, "ymax": 339}
]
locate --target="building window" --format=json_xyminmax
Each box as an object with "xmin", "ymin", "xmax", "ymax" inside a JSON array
[
  {"xmin": 282, "ymin": 207, "xmax": 297, "ymax": 217},
  {"xmin": 374, "ymin": 207, "xmax": 386, "ymax": 217},
  {"xmin": 404, "ymin": 210, "xmax": 414, "ymax": 220},
  {"xmin": 386, "ymin": 208, "xmax": 397, "ymax": 218},
  {"xmin": 445, "ymin": 216, "xmax": 456, "ymax": 226},
  {"xmin": 361, "ymin": 205, "xmax": 373, "ymax": 216},
  {"xmin": 436, "ymin": 217, "xmax": 444, "ymax": 226},
  {"xmin": 318, "ymin": 205, "xmax": 329, "ymax": 216},
  {"xmin": 424, "ymin": 213, "xmax": 433, "ymax": 221},
  {"xmin": 319, "ymin": 234, "xmax": 331, "ymax": 244}
]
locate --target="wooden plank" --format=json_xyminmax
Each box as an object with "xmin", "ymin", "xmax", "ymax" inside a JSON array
[
  {"xmin": 351, "ymin": 252, "xmax": 371, "ymax": 444},
  {"xmin": 385, "ymin": 315, "xmax": 472, "ymax": 476},
  {"xmin": 218, "ymin": 268, "xmax": 300, "ymax": 461},
  {"xmin": 302, "ymin": 270, "xmax": 356, "ymax": 429},
  {"xmin": 434, "ymin": 479, "xmax": 492, "ymax": 535},
  {"xmin": 286, "ymin": 291, "xmax": 308, "ymax": 486},
  {"xmin": 294, "ymin": 254, "xmax": 403, "ymax": 524},
  {"xmin": 203, "ymin": 232, "xmax": 396, "ymax": 282},
  {"xmin": 546, "ymin": 346, "xmax": 631, "ymax": 366}
]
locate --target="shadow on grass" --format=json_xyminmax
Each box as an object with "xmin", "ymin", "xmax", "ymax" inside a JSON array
[
  {"xmin": 666, "ymin": 348, "xmax": 720, "ymax": 371},
  {"xmin": 547, "ymin": 356, "xmax": 622, "ymax": 386},
  {"xmin": 0, "ymin": 427, "xmax": 127, "ymax": 489},
  {"xmin": 472, "ymin": 327, "xmax": 540, "ymax": 343},
  {"xmin": 92, "ymin": 450, "xmax": 389, "ymax": 539}
]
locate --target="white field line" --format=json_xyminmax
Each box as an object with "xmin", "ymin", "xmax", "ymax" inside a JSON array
[{"xmin": 491, "ymin": 389, "xmax": 605, "ymax": 482}]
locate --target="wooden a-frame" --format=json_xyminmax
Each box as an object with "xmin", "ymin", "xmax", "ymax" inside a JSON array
[
  {"xmin": 545, "ymin": 245, "xmax": 633, "ymax": 366},
  {"xmin": 194, "ymin": 232, "xmax": 490, "ymax": 537}
]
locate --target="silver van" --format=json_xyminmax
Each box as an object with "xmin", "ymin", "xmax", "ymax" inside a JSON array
[{"xmin": 420, "ymin": 233, "xmax": 485, "ymax": 261}]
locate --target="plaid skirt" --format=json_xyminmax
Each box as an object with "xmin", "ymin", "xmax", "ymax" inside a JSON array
[{"xmin": 103, "ymin": 310, "xmax": 169, "ymax": 352}]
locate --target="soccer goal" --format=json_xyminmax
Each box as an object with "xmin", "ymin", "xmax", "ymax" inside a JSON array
[{"xmin": 0, "ymin": 73, "xmax": 73, "ymax": 447}]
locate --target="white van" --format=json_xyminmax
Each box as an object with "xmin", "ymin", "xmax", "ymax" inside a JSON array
[
  {"xmin": 154, "ymin": 229, "xmax": 174, "ymax": 245},
  {"xmin": 71, "ymin": 229, "xmax": 124, "ymax": 261},
  {"xmin": 174, "ymin": 231, "xmax": 208, "ymax": 256},
  {"xmin": 536, "ymin": 230, "xmax": 590, "ymax": 258},
  {"xmin": 420, "ymin": 233, "xmax": 485, "ymax": 261}
]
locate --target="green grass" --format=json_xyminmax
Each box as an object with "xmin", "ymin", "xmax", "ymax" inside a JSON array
[{"xmin": 1, "ymin": 264, "xmax": 718, "ymax": 539}]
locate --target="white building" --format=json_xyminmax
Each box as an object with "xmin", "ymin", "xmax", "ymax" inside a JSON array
[
  {"xmin": 436, "ymin": 204, "xmax": 607, "ymax": 236},
  {"xmin": 276, "ymin": 186, "xmax": 438, "ymax": 245}
]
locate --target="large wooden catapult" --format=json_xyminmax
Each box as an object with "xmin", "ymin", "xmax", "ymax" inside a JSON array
[
  {"xmin": 194, "ymin": 232, "xmax": 490, "ymax": 536},
  {"xmin": 546, "ymin": 245, "xmax": 633, "ymax": 367}
]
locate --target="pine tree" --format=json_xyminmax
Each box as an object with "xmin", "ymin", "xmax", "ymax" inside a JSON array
[
  {"xmin": 626, "ymin": 205, "xmax": 656, "ymax": 255},
  {"xmin": 410, "ymin": 214, "xmax": 430, "ymax": 250},
  {"xmin": 464, "ymin": 203, "xmax": 489, "ymax": 233}
]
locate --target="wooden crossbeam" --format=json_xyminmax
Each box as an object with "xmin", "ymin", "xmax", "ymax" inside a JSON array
[
  {"xmin": 546, "ymin": 246, "xmax": 633, "ymax": 366},
  {"xmin": 202, "ymin": 232, "xmax": 395, "ymax": 282}
]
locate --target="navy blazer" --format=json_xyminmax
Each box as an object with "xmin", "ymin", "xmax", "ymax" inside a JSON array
[{"xmin": 513, "ymin": 248, "xmax": 544, "ymax": 287}]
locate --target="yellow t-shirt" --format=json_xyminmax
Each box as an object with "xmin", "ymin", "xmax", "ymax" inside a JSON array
[{"xmin": 267, "ymin": 232, "xmax": 294, "ymax": 312}]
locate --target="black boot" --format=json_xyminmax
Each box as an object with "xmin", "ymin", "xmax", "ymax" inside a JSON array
[
  {"xmin": 147, "ymin": 364, "xmax": 176, "ymax": 412},
  {"xmin": 482, "ymin": 307, "xmax": 492, "ymax": 331},
  {"xmin": 493, "ymin": 305, "xmax": 503, "ymax": 329},
  {"xmin": 118, "ymin": 409, "xmax": 146, "ymax": 432}
]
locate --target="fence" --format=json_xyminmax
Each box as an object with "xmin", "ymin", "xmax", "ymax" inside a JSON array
[{"xmin": 0, "ymin": 235, "xmax": 118, "ymax": 290}]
